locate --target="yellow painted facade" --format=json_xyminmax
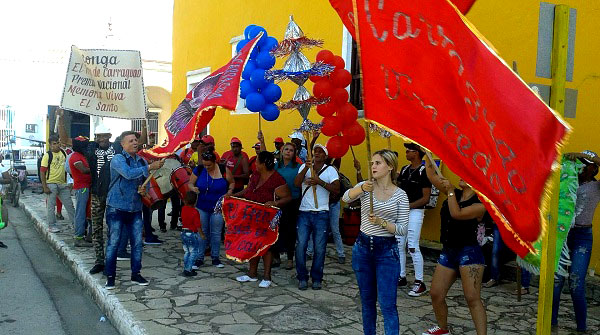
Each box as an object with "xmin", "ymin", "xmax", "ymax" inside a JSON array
[{"xmin": 172, "ymin": 0, "xmax": 600, "ymax": 272}]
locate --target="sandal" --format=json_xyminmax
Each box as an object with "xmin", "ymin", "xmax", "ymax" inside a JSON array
[{"xmin": 513, "ymin": 287, "xmax": 529, "ymax": 295}]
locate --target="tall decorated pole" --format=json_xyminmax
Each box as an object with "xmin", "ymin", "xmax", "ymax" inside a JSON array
[{"xmin": 268, "ymin": 16, "xmax": 333, "ymax": 208}]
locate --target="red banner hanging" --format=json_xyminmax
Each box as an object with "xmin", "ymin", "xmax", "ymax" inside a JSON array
[
  {"xmin": 141, "ymin": 35, "xmax": 261, "ymax": 159},
  {"xmin": 220, "ymin": 197, "xmax": 280, "ymax": 263},
  {"xmin": 329, "ymin": 0, "xmax": 570, "ymax": 257}
]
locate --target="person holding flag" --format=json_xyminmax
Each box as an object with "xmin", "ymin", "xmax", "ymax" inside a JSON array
[
  {"xmin": 342, "ymin": 149, "xmax": 409, "ymax": 335},
  {"xmin": 422, "ymin": 153, "xmax": 489, "ymax": 335},
  {"xmin": 235, "ymin": 151, "xmax": 291, "ymax": 288}
]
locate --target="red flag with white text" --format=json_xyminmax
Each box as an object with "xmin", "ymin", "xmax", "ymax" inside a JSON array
[
  {"xmin": 141, "ymin": 35, "xmax": 260, "ymax": 159},
  {"xmin": 329, "ymin": 0, "xmax": 570, "ymax": 257}
]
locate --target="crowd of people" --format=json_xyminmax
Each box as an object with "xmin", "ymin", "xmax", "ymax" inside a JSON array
[{"xmin": 37, "ymin": 108, "xmax": 598, "ymax": 334}]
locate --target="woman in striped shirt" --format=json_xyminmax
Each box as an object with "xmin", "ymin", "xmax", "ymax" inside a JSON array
[{"xmin": 342, "ymin": 149, "xmax": 409, "ymax": 335}]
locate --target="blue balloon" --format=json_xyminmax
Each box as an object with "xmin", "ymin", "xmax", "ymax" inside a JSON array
[
  {"xmin": 248, "ymin": 26, "xmax": 266, "ymax": 40},
  {"xmin": 262, "ymin": 36, "xmax": 279, "ymax": 52},
  {"xmin": 244, "ymin": 25, "xmax": 257, "ymax": 39},
  {"xmin": 249, "ymin": 69, "xmax": 268, "ymax": 89},
  {"xmin": 245, "ymin": 92, "xmax": 266, "ymax": 113},
  {"xmin": 239, "ymin": 80, "xmax": 255, "ymax": 99},
  {"xmin": 255, "ymin": 51, "xmax": 276, "ymax": 69},
  {"xmin": 260, "ymin": 103, "xmax": 280, "ymax": 121},
  {"xmin": 261, "ymin": 83, "xmax": 282, "ymax": 103},
  {"xmin": 242, "ymin": 60, "xmax": 257, "ymax": 80},
  {"xmin": 250, "ymin": 45, "xmax": 259, "ymax": 59},
  {"xmin": 236, "ymin": 39, "xmax": 249, "ymax": 53}
]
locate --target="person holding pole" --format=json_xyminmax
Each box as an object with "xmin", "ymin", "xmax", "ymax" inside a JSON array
[
  {"xmin": 551, "ymin": 150, "xmax": 600, "ymax": 333},
  {"xmin": 422, "ymin": 152, "xmax": 488, "ymax": 335},
  {"xmin": 104, "ymin": 131, "xmax": 164, "ymax": 289},
  {"xmin": 342, "ymin": 149, "xmax": 409, "ymax": 335},
  {"xmin": 293, "ymin": 144, "xmax": 340, "ymax": 290}
]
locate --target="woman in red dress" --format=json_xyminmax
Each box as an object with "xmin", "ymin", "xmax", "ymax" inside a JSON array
[{"xmin": 234, "ymin": 151, "xmax": 291, "ymax": 288}]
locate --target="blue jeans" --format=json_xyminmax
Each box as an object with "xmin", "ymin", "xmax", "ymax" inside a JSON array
[
  {"xmin": 295, "ymin": 210, "xmax": 329, "ymax": 283},
  {"xmin": 198, "ymin": 209, "xmax": 224, "ymax": 262},
  {"xmin": 352, "ymin": 232, "xmax": 400, "ymax": 335},
  {"xmin": 181, "ymin": 231, "xmax": 200, "ymax": 271},
  {"xmin": 521, "ymin": 268, "xmax": 531, "ymax": 288},
  {"xmin": 307, "ymin": 202, "xmax": 345, "ymax": 258},
  {"xmin": 74, "ymin": 188, "xmax": 89, "ymax": 237},
  {"xmin": 104, "ymin": 207, "xmax": 143, "ymax": 277},
  {"xmin": 552, "ymin": 226, "xmax": 593, "ymax": 332},
  {"xmin": 490, "ymin": 225, "xmax": 506, "ymax": 281},
  {"xmin": 438, "ymin": 245, "xmax": 485, "ymax": 271}
]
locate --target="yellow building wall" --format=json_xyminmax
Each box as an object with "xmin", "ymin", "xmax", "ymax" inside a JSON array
[{"xmin": 173, "ymin": 0, "xmax": 600, "ymax": 272}]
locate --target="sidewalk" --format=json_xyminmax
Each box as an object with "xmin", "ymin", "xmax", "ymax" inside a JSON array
[{"xmin": 20, "ymin": 191, "xmax": 600, "ymax": 335}]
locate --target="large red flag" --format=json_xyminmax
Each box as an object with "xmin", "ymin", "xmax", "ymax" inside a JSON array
[
  {"xmin": 142, "ymin": 35, "xmax": 261, "ymax": 159},
  {"xmin": 329, "ymin": 0, "xmax": 570, "ymax": 257},
  {"xmin": 330, "ymin": 0, "xmax": 477, "ymax": 40}
]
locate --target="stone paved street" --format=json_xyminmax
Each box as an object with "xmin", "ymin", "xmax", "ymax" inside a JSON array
[{"xmin": 19, "ymin": 192, "xmax": 600, "ymax": 335}]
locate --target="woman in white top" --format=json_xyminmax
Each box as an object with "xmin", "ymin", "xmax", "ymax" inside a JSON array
[{"xmin": 342, "ymin": 149, "xmax": 409, "ymax": 335}]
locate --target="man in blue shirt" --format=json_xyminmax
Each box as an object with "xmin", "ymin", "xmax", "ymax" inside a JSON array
[{"xmin": 104, "ymin": 131, "xmax": 163, "ymax": 289}]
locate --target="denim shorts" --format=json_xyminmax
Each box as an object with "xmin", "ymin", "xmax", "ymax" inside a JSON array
[{"xmin": 438, "ymin": 245, "xmax": 485, "ymax": 271}]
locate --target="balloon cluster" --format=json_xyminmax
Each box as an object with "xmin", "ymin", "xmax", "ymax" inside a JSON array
[
  {"xmin": 238, "ymin": 25, "xmax": 282, "ymax": 121},
  {"xmin": 311, "ymin": 50, "xmax": 365, "ymax": 158}
]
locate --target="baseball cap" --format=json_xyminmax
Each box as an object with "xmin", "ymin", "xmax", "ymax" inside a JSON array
[
  {"xmin": 580, "ymin": 150, "xmax": 598, "ymax": 165},
  {"xmin": 94, "ymin": 124, "xmax": 111, "ymax": 135},
  {"xmin": 274, "ymin": 137, "xmax": 284, "ymax": 143},
  {"xmin": 230, "ymin": 137, "xmax": 242, "ymax": 145},
  {"xmin": 404, "ymin": 142, "xmax": 425, "ymax": 155},
  {"xmin": 201, "ymin": 135, "xmax": 215, "ymax": 144},
  {"xmin": 252, "ymin": 142, "xmax": 261, "ymax": 149},
  {"xmin": 289, "ymin": 131, "xmax": 306, "ymax": 145},
  {"xmin": 313, "ymin": 143, "xmax": 329, "ymax": 156}
]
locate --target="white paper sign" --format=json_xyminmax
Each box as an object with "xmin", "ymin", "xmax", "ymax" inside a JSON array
[{"xmin": 60, "ymin": 45, "xmax": 146, "ymax": 119}]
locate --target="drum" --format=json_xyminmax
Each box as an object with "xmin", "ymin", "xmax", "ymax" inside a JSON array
[
  {"xmin": 141, "ymin": 177, "xmax": 166, "ymax": 210},
  {"xmin": 170, "ymin": 166, "xmax": 193, "ymax": 199},
  {"xmin": 152, "ymin": 158, "xmax": 182, "ymax": 195}
]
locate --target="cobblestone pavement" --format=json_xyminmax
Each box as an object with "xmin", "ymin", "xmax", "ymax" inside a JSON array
[{"xmin": 19, "ymin": 192, "xmax": 600, "ymax": 335}]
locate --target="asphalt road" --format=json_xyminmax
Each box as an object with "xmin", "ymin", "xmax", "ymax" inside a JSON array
[{"xmin": 0, "ymin": 203, "xmax": 119, "ymax": 335}]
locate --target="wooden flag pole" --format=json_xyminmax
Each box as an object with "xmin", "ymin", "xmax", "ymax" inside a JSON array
[
  {"xmin": 364, "ymin": 122, "xmax": 373, "ymax": 214},
  {"xmin": 303, "ymin": 131, "xmax": 319, "ymax": 209},
  {"xmin": 350, "ymin": 146, "xmax": 357, "ymax": 161},
  {"xmin": 387, "ymin": 137, "xmax": 392, "ymax": 150},
  {"xmin": 537, "ymin": 5, "xmax": 569, "ymax": 335},
  {"xmin": 425, "ymin": 151, "xmax": 442, "ymax": 177},
  {"xmin": 141, "ymin": 158, "xmax": 166, "ymax": 188}
]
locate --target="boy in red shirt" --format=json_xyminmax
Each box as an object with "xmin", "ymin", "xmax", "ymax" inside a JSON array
[{"xmin": 181, "ymin": 191, "xmax": 205, "ymax": 277}]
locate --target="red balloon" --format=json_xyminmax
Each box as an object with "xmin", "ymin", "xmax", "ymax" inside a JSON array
[
  {"xmin": 337, "ymin": 103, "xmax": 358, "ymax": 127},
  {"xmin": 321, "ymin": 116, "xmax": 342, "ymax": 136},
  {"xmin": 317, "ymin": 102, "xmax": 336, "ymax": 117},
  {"xmin": 316, "ymin": 50, "xmax": 335, "ymax": 65},
  {"xmin": 309, "ymin": 75, "xmax": 326, "ymax": 83},
  {"xmin": 342, "ymin": 122, "xmax": 366, "ymax": 146},
  {"xmin": 326, "ymin": 135, "xmax": 349, "ymax": 158},
  {"xmin": 331, "ymin": 69, "xmax": 352, "ymax": 88},
  {"xmin": 333, "ymin": 56, "xmax": 345, "ymax": 69},
  {"xmin": 313, "ymin": 80, "xmax": 333, "ymax": 99},
  {"xmin": 331, "ymin": 87, "xmax": 349, "ymax": 106}
]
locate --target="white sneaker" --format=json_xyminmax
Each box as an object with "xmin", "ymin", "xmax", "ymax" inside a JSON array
[
  {"xmin": 192, "ymin": 265, "xmax": 199, "ymax": 270},
  {"xmin": 48, "ymin": 226, "xmax": 61, "ymax": 233},
  {"xmin": 258, "ymin": 279, "xmax": 272, "ymax": 288},
  {"xmin": 236, "ymin": 275, "xmax": 258, "ymax": 282}
]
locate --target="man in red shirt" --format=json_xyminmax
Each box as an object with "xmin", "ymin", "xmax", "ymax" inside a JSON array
[
  {"xmin": 180, "ymin": 137, "xmax": 201, "ymax": 166},
  {"xmin": 220, "ymin": 137, "xmax": 249, "ymax": 193},
  {"xmin": 249, "ymin": 142, "xmax": 261, "ymax": 175},
  {"xmin": 68, "ymin": 136, "xmax": 92, "ymax": 247}
]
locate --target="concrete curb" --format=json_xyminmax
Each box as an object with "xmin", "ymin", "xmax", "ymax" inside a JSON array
[{"xmin": 19, "ymin": 198, "xmax": 147, "ymax": 335}]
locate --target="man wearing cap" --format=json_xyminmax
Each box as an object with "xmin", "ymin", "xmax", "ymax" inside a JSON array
[
  {"xmin": 221, "ymin": 137, "xmax": 250, "ymax": 193},
  {"xmin": 273, "ymin": 137, "xmax": 284, "ymax": 162},
  {"xmin": 41, "ymin": 133, "xmax": 76, "ymax": 234},
  {"xmin": 249, "ymin": 142, "xmax": 261, "ymax": 175},
  {"xmin": 180, "ymin": 137, "xmax": 201, "ymax": 166},
  {"xmin": 293, "ymin": 143, "xmax": 340, "ymax": 290},
  {"xmin": 553, "ymin": 150, "xmax": 600, "ymax": 332},
  {"xmin": 396, "ymin": 142, "xmax": 432, "ymax": 297},
  {"xmin": 189, "ymin": 135, "xmax": 220, "ymax": 167}
]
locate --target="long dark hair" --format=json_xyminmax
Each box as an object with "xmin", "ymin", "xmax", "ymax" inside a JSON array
[{"xmin": 258, "ymin": 151, "xmax": 275, "ymax": 171}]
